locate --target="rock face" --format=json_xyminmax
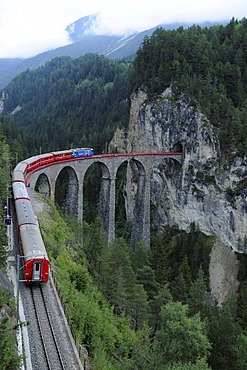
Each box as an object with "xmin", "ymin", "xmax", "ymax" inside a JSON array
[
  {"xmin": 110, "ymin": 88, "xmax": 247, "ymax": 253},
  {"xmin": 110, "ymin": 88, "xmax": 245, "ymax": 301},
  {"xmin": 209, "ymin": 239, "xmax": 239, "ymax": 305}
]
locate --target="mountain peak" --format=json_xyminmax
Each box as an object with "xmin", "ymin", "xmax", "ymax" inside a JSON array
[{"xmin": 66, "ymin": 13, "xmax": 99, "ymax": 42}]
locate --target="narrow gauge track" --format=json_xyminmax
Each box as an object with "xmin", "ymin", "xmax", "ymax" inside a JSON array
[{"xmin": 31, "ymin": 285, "xmax": 66, "ymax": 370}]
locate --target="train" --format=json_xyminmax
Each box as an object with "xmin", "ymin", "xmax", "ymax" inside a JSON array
[
  {"xmin": 12, "ymin": 170, "xmax": 50, "ymax": 283},
  {"xmin": 71, "ymin": 148, "xmax": 94, "ymax": 158},
  {"xmin": 12, "ymin": 147, "xmax": 182, "ymax": 283},
  {"xmin": 12, "ymin": 148, "xmax": 94, "ymax": 284}
]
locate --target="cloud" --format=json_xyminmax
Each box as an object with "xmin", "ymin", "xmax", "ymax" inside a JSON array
[
  {"xmin": 90, "ymin": 0, "xmax": 247, "ymax": 34},
  {"xmin": 0, "ymin": 0, "xmax": 246, "ymax": 58},
  {"xmin": 0, "ymin": 0, "xmax": 71, "ymax": 58}
]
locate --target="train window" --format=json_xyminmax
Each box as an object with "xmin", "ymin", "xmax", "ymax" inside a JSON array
[{"xmin": 33, "ymin": 262, "xmax": 41, "ymax": 281}]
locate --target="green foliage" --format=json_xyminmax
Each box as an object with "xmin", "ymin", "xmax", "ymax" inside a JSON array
[
  {"xmin": 83, "ymin": 164, "xmax": 102, "ymax": 223},
  {"xmin": 0, "ymin": 118, "xmax": 28, "ymax": 168},
  {"xmin": 0, "ymin": 224, "xmax": 8, "ymax": 267},
  {"xmin": 1, "ymin": 18, "xmax": 247, "ymax": 369},
  {"xmin": 98, "ymin": 238, "xmax": 150, "ymax": 330},
  {"xmin": 40, "ymin": 203, "xmax": 68, "ymax": 259},
  {"xmin": 115, "ymin": 162, "xmax": 128, "ymax": 238},
  {"xmin": 188, "ymin": 267, "xmax": 211, "ymax": 318},
  {"xmin": 0, "ymin": 120, "xmax": 27, "ymax": 370},
  {"xmin": 208, "ymin": 295, "xmax": 242, "ymax": 369},
  {"xmin": 0, "ymin": 123, "xmax": 10, "ymax": 267},
  {"xmin": 165, "ymin": 357, "xmax": 211, "ymax": 369},
  {"xmin": 232, "ymin": 333, "xmax": 247, "ymax": 370},
  {"xmin": 40, "ymin": 204, "xmax": 150, "ymax": 369},
  {"xmin": 237, "ymin": 284, "xmax": 247, "ymax": 330},
  {"xmin": 131, "ymin": 242, "xmax": 159, "ymax": 302},
  {"xmin": 2, "ymin": 54, "xmax": 130, "ymax": 155},
  {"xmin": 171, "ymin": 268, "xmax": 189, "ymax": 304},
  {"xmin": 130, "ymin": 18, "xmax": 247, "ymax": 155},
  {"xmin": 149, "ymin": 283, "xmax": 172, "ymax": 334},
  {"xmin": 38, "ymin": 199, "xmax": 247, "ymax": 369},
  {"xmin": 7, "ymin": 20, "xmax": 247, "ymax": 158},
  {"xmin": 0, "ymin": 291, "xmax": 22, "ymax": 369},
  {"xmin": 79, "ymin": 217, "xmax": 108, "ymax": 278},
  {"xmin": 150, "ymin": 301, "xmax": 211, "ymax": 369},
  {"xmin": 151, "ymin": 226, "xmax": 213, "ymax": 292}
]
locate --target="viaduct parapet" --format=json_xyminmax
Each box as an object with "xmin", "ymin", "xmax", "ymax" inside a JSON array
[{"xmin": 28, "ymin": 153, "xmax": 182, "ymax": 247}]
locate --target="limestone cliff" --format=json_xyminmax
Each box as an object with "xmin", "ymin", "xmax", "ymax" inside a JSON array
[{"xmin": 110, "ymin": 88, "xmax": 245, "ymax": 302}]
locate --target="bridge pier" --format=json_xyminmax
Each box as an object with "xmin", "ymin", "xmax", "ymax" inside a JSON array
[
  {"xmin": 77, "ymin": 183, "xmax": 83, "ymax": 222},
  {"xmin": 26, "ymin": 153, "xmax": 182, "ymax": 248},
  {"xmin": 108, "ymin": 177, "xmax": 116, "ymax": 243},
  {"xmin": 142, "ymin": 172, "xmax": 151, "ymax": 248}
]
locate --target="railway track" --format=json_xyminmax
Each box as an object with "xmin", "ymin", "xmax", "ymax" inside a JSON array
[
  {"xmin": 31, "ymin": 285, "xmax": 65, "ymax": 370},
  {"xmin": 10, "ymin": 197, "xmax": 84, "ymax": 370}
]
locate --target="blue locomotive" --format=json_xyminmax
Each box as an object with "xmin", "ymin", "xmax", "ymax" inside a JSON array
[{"xmin": 71, "ymin": 148, "xmax": 94, "ymax": 158}]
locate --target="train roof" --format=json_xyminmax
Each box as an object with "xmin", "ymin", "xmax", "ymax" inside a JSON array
[
  {"xmin": 15, "ymin": 198, "xmax": 37, "ymax": 226},
  {"xmin": 24, "ymin": 153, "xmax": 53, "ymax": 164},
  {"xmin": 50, "ymin": 150, "xmax": 72, "ymax": 155},
  {"xmin": 25, "ymin": 150, "xmax": 72, "ymax": 161},
  {"xmin": 19, "ymin": 224, "xmax": 48, "ymax": 260},
  {"xmin": 13, "ymin": 161, "xmax": 28, "ymax": 174},
  {"xmin": 71, "ymin": 147, "xmax": 93, "ymax": 151},
  {"xmin": 12, "ymin": 170, "xmax": 25, "ymax": 183},
  {"xmin": 12, "ymin": 182, "xmax": 30, "ymax": 200}
]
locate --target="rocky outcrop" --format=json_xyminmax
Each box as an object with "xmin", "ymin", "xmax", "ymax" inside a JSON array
[
  {"xmin": 110, "ymin": 88, "xmax": 247, "ymax": 253},
  {"xmin": 209, "ymin": 239, "xmax": 239, "ymax": 305},
  {"xmin": 110, "ymin": 88, "xmax": 246, "ymax": 301}
]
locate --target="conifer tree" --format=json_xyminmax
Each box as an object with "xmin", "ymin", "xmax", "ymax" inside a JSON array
[{"xmin": 151, "ymin": 301, "xmax": 211, "ymax": 369}]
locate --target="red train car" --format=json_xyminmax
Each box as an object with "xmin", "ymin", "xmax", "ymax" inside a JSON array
[
  {"xmin": 12, "ymin": 161, "xmax": 51, "ymax": 283},
  {"xmin": 19, "ymin": 224, "xmax": 50, "ymax": 283}
]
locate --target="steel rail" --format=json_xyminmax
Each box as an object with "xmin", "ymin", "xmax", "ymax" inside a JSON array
[{"xmin": 31, "ymin": 286, "xmax": 66, "ymax": 370}]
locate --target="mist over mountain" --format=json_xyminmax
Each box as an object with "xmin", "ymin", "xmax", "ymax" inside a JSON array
[
  {"xmin": 66, "ymin": 13, "xmax": 100, "ymax": 42},
  {"xmin": 0, "ymin": 14, "xmax": 227, "ymax": 89}
]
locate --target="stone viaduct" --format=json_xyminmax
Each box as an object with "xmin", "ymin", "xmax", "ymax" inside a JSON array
[{"xmin": 28, "ymin": 153, "xmax": 183, "ymax": 247}]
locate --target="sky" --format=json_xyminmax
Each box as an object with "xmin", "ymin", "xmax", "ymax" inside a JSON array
[{"xmin": 0, "ymin": 0, "xmax": 246, "ymax": 59}]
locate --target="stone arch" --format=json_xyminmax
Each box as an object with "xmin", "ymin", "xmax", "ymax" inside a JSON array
[
  {"xmin": 150, "ymin": 156, "xmax": 182, "ymax": 232},
  {"xmin": 115, "ymin": 158, "xmax": 147, "ymax": 246},
  {"xmin": 91, "ymin": 161, "xmax": 111, "ymax": 232},
  {"xmin": 54, "ymin": 166, "xmax": 79, "ymax": 217},
  {"xmin": 26, "ymin": 152, "xmax": 183, "ymax": 247},
  {"xmin": 115, "ymin": 161, "xmax": 128, "ymax": 236},
  {"xmin": 34, "ymin": 173, "xmax": 51, "ymax": 197},
  {"xmin": 128, "ymin": 159, "xmax": 147, "ymax": 246}
]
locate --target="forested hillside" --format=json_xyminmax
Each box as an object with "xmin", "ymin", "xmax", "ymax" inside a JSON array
[
  {"xmin": 2, "ymin": 18, "xmax": 247, "ymax": 159},
  {"xmin": 38, "ymin": 199, "xmax": 247, "ymax": 369},
  {"xmin": 1, "ymin": 54, "xmax": 130, "ymax": 155},
  {"xmin": 130, "ymin": 17, "xmax": 247, "ymax": 156},
  {"xmin": 1, "ymin": 18, "xmax": 247, "ymax": 369},
  {"xmin": 0, "ymin": 120, "xmax": 22, "ymax": 368}
]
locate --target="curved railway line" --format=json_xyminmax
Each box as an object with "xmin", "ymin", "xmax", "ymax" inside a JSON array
[
  {"xmin": 10, "ymin": 149, "xmax": 182, "ymax": 369},
  {"xmin": 10, "ymin": 198, "xmax": 83, "ymax": 370}
]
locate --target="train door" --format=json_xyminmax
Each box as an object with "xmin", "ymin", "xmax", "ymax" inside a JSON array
[{"xmin": 32, "ymin": 262, "xmax": 41, "ymax": 281}]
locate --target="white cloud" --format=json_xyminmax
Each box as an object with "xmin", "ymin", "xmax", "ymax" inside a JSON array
[{"xmin": 0, "ymin": 0, "xmax": 246, "ymax": 58}]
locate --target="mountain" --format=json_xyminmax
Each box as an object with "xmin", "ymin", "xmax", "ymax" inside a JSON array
[
  {"xmin": 2, "ymin": 18, "xmax": 247, "ymax": 369},
  {"xmin": 0, "ymin": 58, "xmax": 24, "ymax": 88},
  {"xmin": 66, "ymin": 13, "xmax": 99, "ymax": 42},
  {"xmin": 0, "ymin": 14, "xmax": 228, "ymax": 89}
]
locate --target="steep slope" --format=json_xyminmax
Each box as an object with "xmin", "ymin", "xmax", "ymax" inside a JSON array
[
  {"xmin": 110, "ymin": 88, "xmax": 247, "ymax": 253},
  {"xmin": 109, "ymin": 88, "xmax": 241, "ymax": 303}
]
